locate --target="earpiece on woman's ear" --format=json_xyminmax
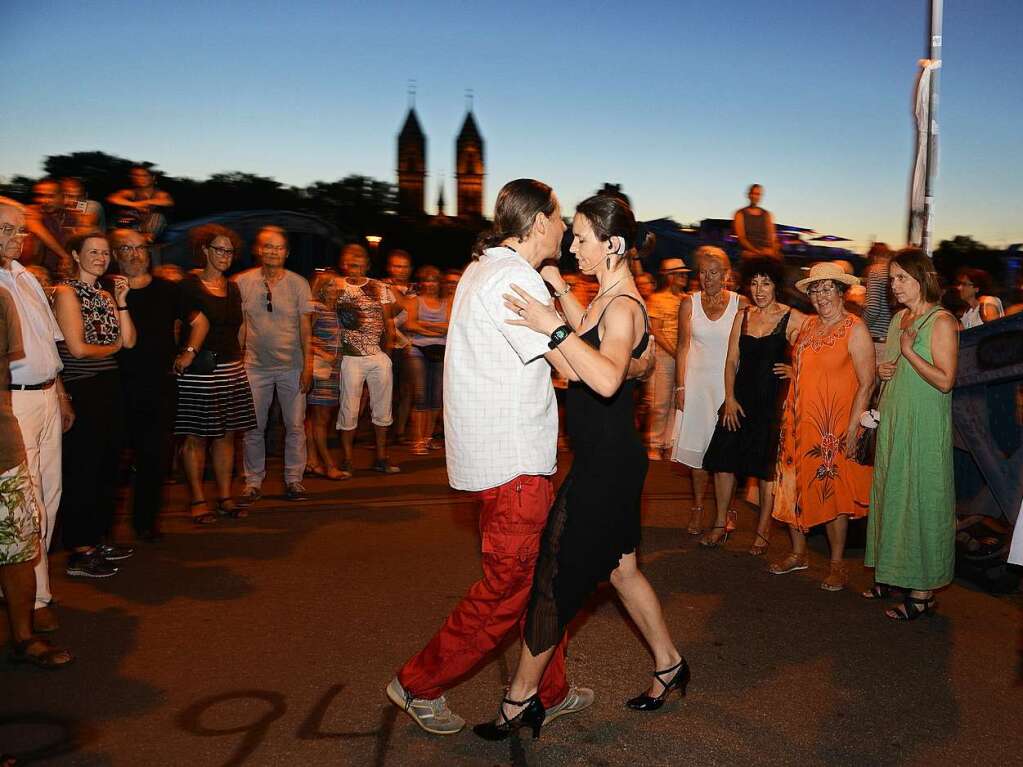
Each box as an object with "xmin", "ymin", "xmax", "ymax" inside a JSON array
[{"xmin": 608, "ymin": 236, "xmax": 627, "ymax": 256}]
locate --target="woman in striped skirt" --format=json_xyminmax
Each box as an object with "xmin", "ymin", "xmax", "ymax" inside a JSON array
[{"xmin": 173, "ymin": 224, "xmax": 256, "ymax": 524}]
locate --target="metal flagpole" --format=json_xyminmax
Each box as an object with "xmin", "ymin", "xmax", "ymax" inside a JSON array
[{"xmin": 922, "ymin": 0, "xmax": 943, "ymax": 256}]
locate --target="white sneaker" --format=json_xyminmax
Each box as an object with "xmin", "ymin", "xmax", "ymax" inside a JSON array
[
  {"xmin": 543, "ymin": 686, "xmax": 595, "ymax": 727},
  {"xmin": 386, "ymin": 677, "xmax": 465, "ymax": 735}
]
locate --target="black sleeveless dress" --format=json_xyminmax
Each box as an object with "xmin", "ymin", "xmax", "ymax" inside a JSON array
[
  {"xmin": 702, "ymin": 307, "xmax": 791, "ymax": 480},
  {"xmin": 525, "ymin": 296, "xmax": 650, "ymax": 655}
]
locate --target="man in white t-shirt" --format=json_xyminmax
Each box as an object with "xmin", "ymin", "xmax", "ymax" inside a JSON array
[{"xmin": 386, "ymin": 179, "xmax": 593, "ymax": 735}]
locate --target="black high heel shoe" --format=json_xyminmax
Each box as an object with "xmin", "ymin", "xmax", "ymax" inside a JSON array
[
  {"xmin": 626, "ymin": 658, "xmax": 690, "ymax": 711},
  {"xmin": 472, "ymin": 693, "xmax": 546, "ymax": 741}
]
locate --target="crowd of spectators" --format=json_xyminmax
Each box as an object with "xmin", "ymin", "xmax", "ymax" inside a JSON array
[{"xmin": 0, "ymin": 174, "xmax": 1017, "ymax": 669}]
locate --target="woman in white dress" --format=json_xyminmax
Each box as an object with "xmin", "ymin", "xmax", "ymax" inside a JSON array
[{"xmin": 671, "ymin": 246, "xmax": 744, "ymax": 540}]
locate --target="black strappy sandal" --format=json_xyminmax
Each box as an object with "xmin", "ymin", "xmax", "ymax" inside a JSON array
[
  {"xmin": 626, "ymin": 657, "xmax": 691, "ymax": 711},
  {"xmin": 699, "ymin": 526, "xmax": 729, "ymax": 548},
  {"xmin": 216, "ymin": 498, "xmax": 248, "ymax": 519},
  {"xmin": 190, "ymin": 500, "xmax": 217, "ymax": 525},
  {"xmin": 862, "ymin": 583, "xmax": 896, "ymax": 600},
  {"xmin": 886, "ymin": 594, "xmax": 935, "ymax": 621},
  {"xmin": 472, "ymin": 694, "xmax": 546, "ymax": 740}
]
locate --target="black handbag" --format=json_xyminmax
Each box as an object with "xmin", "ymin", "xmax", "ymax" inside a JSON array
[
  {"xmin": 850, "ymin": 382, "xmax": 886, "ymax": 466},
  {"xmin": 186, "ymin": 349, "xmax": 219, "ymax": 375}
]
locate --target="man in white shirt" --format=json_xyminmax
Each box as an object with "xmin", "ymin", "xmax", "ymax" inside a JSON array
[
  {"xmin": 0, "ymin": 203, "xmax": 75, "ymax": 634},
  {"xmin": 386, "ymin": 179, "xmax": 592, "ymax": 735}
]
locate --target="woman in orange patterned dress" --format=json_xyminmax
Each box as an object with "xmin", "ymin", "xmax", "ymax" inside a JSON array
[{"xmin": 769, "ymin": 263, "xmax": 875, "ymax": 591}]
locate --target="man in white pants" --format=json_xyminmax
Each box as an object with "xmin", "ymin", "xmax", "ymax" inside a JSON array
[
  {"xmin": 335, "ymin": 244, "xmax": 400, "ymax": 474},
  {"xmin": 0, "ymin": 203, "xmax": 75, "ymax": 633},
  {"xmin": 235, "ymin": 226, "xmax": 314, "ymax": 504}
]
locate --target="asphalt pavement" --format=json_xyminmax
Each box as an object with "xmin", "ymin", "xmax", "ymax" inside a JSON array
[{"xmin": 1, "ymin": 445, "xmax": 1021, "ymax": 766}]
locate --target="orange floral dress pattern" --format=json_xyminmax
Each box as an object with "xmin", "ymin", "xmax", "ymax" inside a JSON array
[{"xmin": 772, "ymin": 314, "xmax": 871, "ymax": 532}]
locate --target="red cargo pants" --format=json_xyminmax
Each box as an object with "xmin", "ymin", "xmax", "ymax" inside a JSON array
[{"xmin": 397, "ymin": 474, "xmax": 569, "ymax": 707}]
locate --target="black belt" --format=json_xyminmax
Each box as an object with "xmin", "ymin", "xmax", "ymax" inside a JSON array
[{"xmin": 9, "ymin": 378, "xmax": 56, "ymax": 391}]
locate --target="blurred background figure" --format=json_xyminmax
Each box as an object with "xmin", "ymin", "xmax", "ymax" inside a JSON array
[
  {"xmin": 955, "ymin": 267, "xmax": 1004, "ymax": 328},
  {"xmin": 862, "ymin": 243, "xmax": 894, "ymax": 358},
  {"xmin": 24, "ymin": 179, "xmax": 72, "ymax": 278},
  {"xmin": 108, "ymin": 166, "xmax": 174, "ymax": 243},
  {"xmin": 384, "ymin": 249, "xmax": 415, "ymax": 444},
  {"xmin": 442, "ymin": 268, "xmax": 462, "ymax": 299},
  {"xmin": 305, "ymin": 272, "xmax": 349, "ymax": 480},
  {"xmin": 60, "ymin": 178, "xmax": 105, "ymax": 234},
  {"xmin": 404, "ymin": 265, "xmax": 450, "ymax": 455},
  {"xmin": 733, "ymin": 184, "xmax": 779, "ymax": 260},
  {"xmin": 635, "ymin": 272, "xmax": 656, "ymax": 301},
  {"xmin": 645, "ymin": 258, "xmax": 689, "ymax": 460}
]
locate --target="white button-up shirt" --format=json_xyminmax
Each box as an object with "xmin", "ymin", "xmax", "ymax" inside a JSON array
[
  {"xmin": 0, "ymin": 260, "xmax": 63, "ymax": 385},
  {"xmin": 443, "ymin": 247, "xmax": 557, "ymax": 492}
]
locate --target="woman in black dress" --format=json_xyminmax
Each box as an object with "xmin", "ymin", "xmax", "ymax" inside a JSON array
[
  {"xmin": 701, "ymin": 258, "xmax": 806, "ymax": 553},
  {"xmin": 172, "ymin": 224, "xmax": 257, "ymax": 524},
  {"xmin": 474, "ymin": 196, "xmax": 687, "ymax": 741}
]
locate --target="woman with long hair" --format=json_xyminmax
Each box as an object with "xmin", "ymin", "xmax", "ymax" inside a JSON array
[
  {"xmin": 865, "ymin": 249, "xmax": 958, "ymax": 619},
  {"xmin": 404, "ymin": 265, "xmax": 451, "ymax": 454},
  {"xmin": 173, "ymin": 224, "xmax": 256, "ymax": 524},
  {"xmin": 474, "ymin": 195, "xmax": 685, "ymax": 741}
]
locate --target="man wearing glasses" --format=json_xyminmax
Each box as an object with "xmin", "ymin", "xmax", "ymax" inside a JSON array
[
  {"xmin": 233, "ymin": 226, "xmax": 314, "ymax": 503},
  {"xmin": 0, "ymin": 203, "xmax": 75, "ymax": 637},
  {"xmin": 111, "ymin": 229, "xmax": 180, "ymax": 540}
]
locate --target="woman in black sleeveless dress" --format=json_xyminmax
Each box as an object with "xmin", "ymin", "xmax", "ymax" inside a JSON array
[
  {"xmin": 702, "ymin": 258, "xmax": 806, "ymax": 553},
  {"xmin": 474, "ymin": 196, "xmax": 688, "ymax": 741}
]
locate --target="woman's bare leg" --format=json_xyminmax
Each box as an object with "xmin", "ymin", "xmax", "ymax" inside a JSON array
[
  {"xmin": 210, "ymin": 432, "xmax": 235, "ymax": 502},
  {"xmin": 610, "ymin": 552, "xmax": 682, "ymax": 694},
  {"xmin": 182, "ymin": 436, "xmax": 208, "ymax": 511}
]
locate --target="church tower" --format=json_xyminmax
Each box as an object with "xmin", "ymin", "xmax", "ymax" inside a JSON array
[
  {"xmin": 397, "ymin": 107, "xmax": 426, "ymax": 217},
  {"xmin": 455, "ymin": 109, "xmax": 484, "ymax": 219}
]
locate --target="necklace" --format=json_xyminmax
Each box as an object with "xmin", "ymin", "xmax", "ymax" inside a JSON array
[
  {"xmin": 703, "ymin": 290, "xmax": 726, "ymax": 311},
  {"xmin": 582, "ymin": 276, "xmax": 625, "ymax": 322}
]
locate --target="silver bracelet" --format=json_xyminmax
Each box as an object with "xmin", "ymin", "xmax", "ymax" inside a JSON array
[{"xmin": 552, "ymin": 285, "xmax": 572, "ymax": 298}]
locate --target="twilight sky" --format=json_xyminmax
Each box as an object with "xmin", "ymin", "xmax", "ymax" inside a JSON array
[{"xmin": 2, "ymin": 0, "xmax": 1020, "ymax": 252}]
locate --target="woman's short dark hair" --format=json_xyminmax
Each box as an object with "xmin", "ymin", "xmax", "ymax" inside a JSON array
[
  {"xmin": 894, "ymin": 248, "xmax": 942, "ymax": 302},
  {"xmin": 473, "ymin": 179, "xmax": 556, "ymax": 258},
  {"xmin": 575, "ymin": 195, "xmax": 638, "ymax": 252},
  {"xmin": 740, "ymin": 257, "xmax": 785, "ymax": 293},
  {"xmin": 955, "ymin": 266, "xmax": 992, "ymax": 296},
  {"xmin": 188, "ymin": 223, "xmax": 243, "ymax": 268},
  {"xmin": 64, "ymin": 231, "xmax": 108, "ymax": 259}
]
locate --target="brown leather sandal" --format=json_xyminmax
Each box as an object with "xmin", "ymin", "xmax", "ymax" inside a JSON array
[{"xmin": 8, "ymin": 637, "xmax": 74, "ymax": 669}]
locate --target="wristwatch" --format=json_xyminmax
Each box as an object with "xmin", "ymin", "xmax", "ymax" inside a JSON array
[{"xmin": 548, "ymin": 324, "xmax": 572, "ymax": 350}]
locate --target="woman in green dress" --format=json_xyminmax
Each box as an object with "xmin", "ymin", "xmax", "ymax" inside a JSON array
[{"xmin": 864, "ymin": 248, "xmax": 959, "ymax": 620}]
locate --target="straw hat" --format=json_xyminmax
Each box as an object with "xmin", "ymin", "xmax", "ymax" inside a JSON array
[
  {"xmin": 795, "ymin": 261, "xmax": 861, "ymax": 294},
  {"xmin": 659, "ymin": 258, "xmax": 690, "ymax": 274}
]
